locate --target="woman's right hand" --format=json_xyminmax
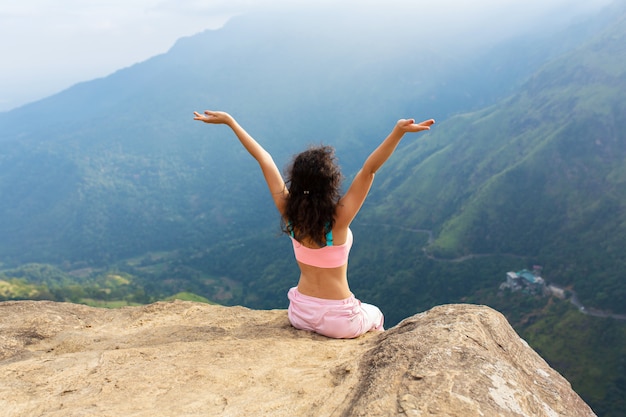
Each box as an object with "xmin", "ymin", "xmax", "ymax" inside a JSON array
[
  {"xmin": 193, "ymin": 110, "xmax": 234, "ymax": 125},
  {"xmin": 396, "ymin": 118, "xmax": 435, "ymax": 133}
]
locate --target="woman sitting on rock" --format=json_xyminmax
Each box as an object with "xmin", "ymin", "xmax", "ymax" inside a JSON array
[{"xmin": 193, "ymin": 110, "xmax": 434, "ymax": 338}]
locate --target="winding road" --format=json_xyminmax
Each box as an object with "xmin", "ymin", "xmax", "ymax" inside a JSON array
[
  {"xmin": 365, "ymin": 223, "xmax": 528, "ymax": 262},
  {"xmin": 366, "ymin": 223, "xmax": 626, "ymax": 321}
]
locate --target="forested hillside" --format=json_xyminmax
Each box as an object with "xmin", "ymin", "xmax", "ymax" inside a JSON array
[{"xmin": 365, "ymin": 12, "xmax": 626, "ymax": 314}]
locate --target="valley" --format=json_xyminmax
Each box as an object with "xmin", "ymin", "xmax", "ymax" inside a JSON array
[{"xmin": 1, "ymin": 2, "xmax": 626, "ymax": 415}]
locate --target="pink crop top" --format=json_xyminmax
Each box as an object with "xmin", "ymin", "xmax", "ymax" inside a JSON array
[{"xmin": 290, "ymin": 228, "xmax": 353, "ymax": 268}]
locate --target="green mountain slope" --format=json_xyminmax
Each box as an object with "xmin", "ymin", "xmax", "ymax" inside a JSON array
[{"xmin": 366, "ymin": 14, "xmax": 626, "ymax": 314}]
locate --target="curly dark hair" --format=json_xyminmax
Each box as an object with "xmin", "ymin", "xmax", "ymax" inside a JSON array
[{"xmin": 282, "ymin": 145, "xmax": 343, "ymax": 246}]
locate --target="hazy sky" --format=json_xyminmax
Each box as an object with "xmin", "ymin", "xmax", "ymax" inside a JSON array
[{"xmin": 0, "ymin": 0, "xmax": 614, "ymax": 112}]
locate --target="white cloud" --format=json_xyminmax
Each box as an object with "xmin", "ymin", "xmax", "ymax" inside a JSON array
[{"xmin": 0, "ymin": 0, "xmax": 615, "ymax": 111}]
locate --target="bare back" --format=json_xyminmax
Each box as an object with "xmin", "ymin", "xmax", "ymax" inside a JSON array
[{"xmin": 294, "ymin": 226, "xmax": 352, "ymax": 299}]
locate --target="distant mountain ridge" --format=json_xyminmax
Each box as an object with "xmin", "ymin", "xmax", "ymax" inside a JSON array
[{"xmin": 0, "ymin": 5, "xmax": 618, "ymax": 265}]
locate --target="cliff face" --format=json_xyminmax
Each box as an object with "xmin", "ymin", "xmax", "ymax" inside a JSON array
[{"xmin": 0, "ymin": 301, "xmax": 595, "ymax": 417}]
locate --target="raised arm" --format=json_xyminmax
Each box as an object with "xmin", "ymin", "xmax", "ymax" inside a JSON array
[
  {"xmin": 193, "ymin": 110, "xmax": 287, "ymax": 215},
  {"xmin": 335, "ymin": 118, "xmax": 435, "ymax": 226}
]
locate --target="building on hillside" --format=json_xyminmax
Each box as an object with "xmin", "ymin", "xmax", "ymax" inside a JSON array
[{"xmin": 500, "ymin": 269, "xmax": 548, "ymax": 296}]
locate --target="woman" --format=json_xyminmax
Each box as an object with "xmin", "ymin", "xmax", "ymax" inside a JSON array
[{"xmin": 193, "ymin": 110, "xmax": 434, "ymax": 338}]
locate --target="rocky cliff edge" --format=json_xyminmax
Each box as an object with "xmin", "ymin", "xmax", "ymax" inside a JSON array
[{"xmin": 0, "ymin": 301, "xmax": 595, "ymax": 416}]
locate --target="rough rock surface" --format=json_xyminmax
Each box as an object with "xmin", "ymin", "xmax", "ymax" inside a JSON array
[{"xmin": 0, "ymin": 301, "xmax": 595, "ymax": 416}]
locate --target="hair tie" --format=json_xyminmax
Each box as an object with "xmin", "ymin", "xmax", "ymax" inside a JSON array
[{"xmin": 303, "ymin": 190, "xmax": 310, "ymax": 195}]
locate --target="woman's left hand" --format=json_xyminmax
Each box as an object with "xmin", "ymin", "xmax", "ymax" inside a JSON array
[{"xmin": 193, "ymin": 110, "xmax": 234, "ymax": 125}]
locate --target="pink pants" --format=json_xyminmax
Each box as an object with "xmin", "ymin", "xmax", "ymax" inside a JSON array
[{"xmin": 287, "ymin": 287, "xmax": 384, "ymax": 339}]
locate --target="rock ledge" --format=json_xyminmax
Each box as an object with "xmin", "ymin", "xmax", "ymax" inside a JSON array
[{"xmin": 0, "ymin": 301, "xmax": 595, "ymax": 416}]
